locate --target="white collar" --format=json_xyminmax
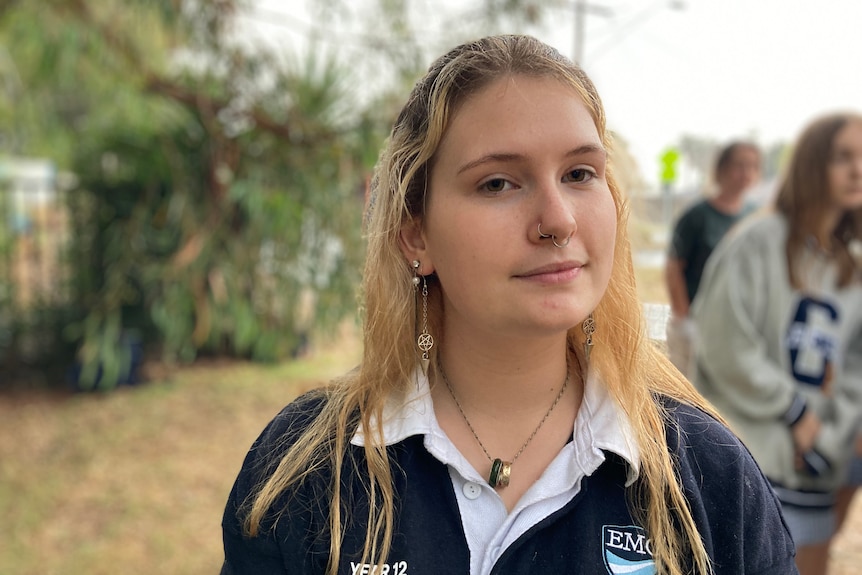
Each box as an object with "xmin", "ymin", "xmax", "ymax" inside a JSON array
[{"xmin": 351, "ymin": 368, "xmax": 641, "ymax": 485}]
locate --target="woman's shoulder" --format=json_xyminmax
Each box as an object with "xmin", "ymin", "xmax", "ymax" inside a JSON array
[
  {"xmin": 703, "ymin": 212, "xmax": 785, "ymax": 278},
  {"xmin": 224, "ymin": 390, "xmax": 332, "ymax": 495},
  {"xmin": 241, "ymin": 389, "xmax": 333, "ymax": 469},
  {"xmin": 225, "ymin": 389, "xmax": 335, "ymax": 516},
  {"xmin": 661, "ymin": 399, "xmax": 736, "ymax": 441},
  {"xmin": 659, "ymin": 398, "xmax": 781, "ymax": 510},
  {"xmin": 660, "ymin": 398, "xmax": 758, "ymax": 470},
  {"xmin": 261, "ymin": 390, "xmax": 330, "ymax": 440},
  {"xmin": 221, "ymin": 390, "xmax": 337, "ymax": 570},
  {"xmin": 723, "ymin": 211, "xmax": 785, "ymax": 249},
  {"xmin": 658, "ymin": 398, "xmax": 797, "ymax": 571}
]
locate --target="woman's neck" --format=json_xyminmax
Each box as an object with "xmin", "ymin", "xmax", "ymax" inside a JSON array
[
  {"xmin": 434, "ymin": 331, "xmax": 574, "ymax": 416},
  {"xmin": 800, "ymin": 205, "xmax": 843, "ymax": 256},
  {"xmin": 431, "ymin": 327, "xmax": 584, "ymax": 511},
  {"xmin": 710, "ymin": 188, "xmax": 746, "ymax": 214},
  {"xmin": 814, "ymin": 208, "xmax": 843, "ymax": 251}
]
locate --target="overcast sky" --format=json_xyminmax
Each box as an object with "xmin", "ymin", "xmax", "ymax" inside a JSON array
[
  {"xmin": 246, "ymin": 0, "xmax": 862, "ymax": 189},
  {"xmin": 579, "ymin": 0, "xmax": 862, "ymax": 187}
]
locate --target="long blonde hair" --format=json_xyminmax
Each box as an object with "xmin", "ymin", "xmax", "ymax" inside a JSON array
[{"xmin": 246, "ymin": 34, "xmax": 720, "ymax": 575}]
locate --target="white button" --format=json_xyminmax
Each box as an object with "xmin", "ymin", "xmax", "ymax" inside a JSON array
[{"xmin": 462, "ymin": 482, "xmax": 482, "ymax": 500}]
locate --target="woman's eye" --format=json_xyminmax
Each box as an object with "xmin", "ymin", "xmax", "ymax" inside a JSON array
[
  {"xmin": 481, "ymin": 178, "xmax": 512, "ymax": 193},
  {"xmin": 832, "ymin": 150, "xmax": 853, "ymax": 165},
  {"xmin": 564, "ymin": 169, "xmax": 594, "ymax": 183}
]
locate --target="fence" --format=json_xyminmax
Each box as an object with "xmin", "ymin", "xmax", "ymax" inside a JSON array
[{"xmin": 0, "ymin": 158, "xmax": 73, "ymax": 377}]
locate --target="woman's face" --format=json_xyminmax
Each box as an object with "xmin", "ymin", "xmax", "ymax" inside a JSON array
[
  {"xmin": 827, "ymin": 119, "xmax": 862, "ymax": 213},
  {"xmin": 716, "ymin": 145, "xmax": 761, "ymax": 196},
  {"xmin": 402, "ymin": 74, "xmax": 617, "ymax": 341}
]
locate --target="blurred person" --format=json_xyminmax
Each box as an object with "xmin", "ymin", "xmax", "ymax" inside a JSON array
[
  {"xmin": 220, "ymin": 35, "xmax": 797, "ymax": 575},
  {"xmin": 692, "ymin": 112, "xmax": 862, "ymax": 575},
  {"xmin": 664, "ymin": 142, "xmax": 762, "ymax": 378}
]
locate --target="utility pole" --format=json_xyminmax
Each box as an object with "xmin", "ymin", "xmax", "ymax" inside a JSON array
[
  {"xmin": 574, "ymin": 1, "xmax": 685, "ymax": 67},
  {"xmin": 574, "ymin": 0, "xmax": 586, "ymax": 66},
  {"xmin": 572, "ymin": 0, "xmax": 613, "ymax": 66}
]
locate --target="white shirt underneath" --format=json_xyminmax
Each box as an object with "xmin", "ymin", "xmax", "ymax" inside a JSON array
[{"xmin": 352, "ymin": 369, "xmax": 640, "ymax": 575}]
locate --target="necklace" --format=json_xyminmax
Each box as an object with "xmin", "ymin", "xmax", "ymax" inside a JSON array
[{"xmin": 438, "ymin": 362, "xmax": 569, "ymax": 489}]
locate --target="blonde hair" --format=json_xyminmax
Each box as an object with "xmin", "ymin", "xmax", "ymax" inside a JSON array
[
  {"xmin": 775, "ymin": 112, "xmax": 862, "ymax": 288},
  {"xmin": 246, "ymin": 35, "xmax": 721, "ymax": 575}
]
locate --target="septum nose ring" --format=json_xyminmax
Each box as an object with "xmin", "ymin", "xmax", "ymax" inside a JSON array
[{"xmin": 537, "ymin": 223, "xmax": 571, "ymax": 248}]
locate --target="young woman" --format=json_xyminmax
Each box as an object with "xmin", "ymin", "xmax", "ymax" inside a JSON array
[
  {"xmin": 665, "ymin": 141, "xmax": 762, "ymax": 378},
  {"xmin": 221, "ymin": 35, "xmax": 796, "ymax": 575},
  {"xmin": 692, "ymin": 112, "xmax": 862, "ymax": 575}
]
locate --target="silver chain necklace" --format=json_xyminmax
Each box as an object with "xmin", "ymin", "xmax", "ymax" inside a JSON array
[{"xmin": 438, "ymin": 362, "xmax": 569, "ymax": 489}]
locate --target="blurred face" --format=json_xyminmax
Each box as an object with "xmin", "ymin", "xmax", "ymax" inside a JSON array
[
  {"xmin": 717, "ymin": 145, "xmax": 761, "ymax": 196},
  {"xmin": 827, "ymin": 120, "xmax": 862, "ymax": 213},
  {"xmin": 401, "ymin": 75, "xmax": 617, "ymax": 340}
]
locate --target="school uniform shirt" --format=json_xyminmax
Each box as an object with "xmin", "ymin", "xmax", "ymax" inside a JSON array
[
  {"xmin": 692, "ymin": 212, "xmax": 862, "ymax": 509},
  {"xmin": 221, "ymin": 370, "xmax": 797, "ymax": 575}
]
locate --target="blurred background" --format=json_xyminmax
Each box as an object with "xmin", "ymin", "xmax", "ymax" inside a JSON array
[{"xmin": 1, "ymin": 1, "xmax": 860, "ymax": 573}]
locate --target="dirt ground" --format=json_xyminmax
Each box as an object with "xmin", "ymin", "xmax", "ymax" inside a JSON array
[{"xmin": 832, "ymin": 500, "xmax": 862, "ymax": 574}]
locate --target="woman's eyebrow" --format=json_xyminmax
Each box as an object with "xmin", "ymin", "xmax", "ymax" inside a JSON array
[
  {"xmin": 456, "ymin": 153, "xmax": 522, "ymax": 175},
  {"xmin": 456, "ymin": 144, "xmax": 606, "ymax": 175},
  {"xmin": 565, "ymin": 144, "xmax": 607, "ymax": 159}
]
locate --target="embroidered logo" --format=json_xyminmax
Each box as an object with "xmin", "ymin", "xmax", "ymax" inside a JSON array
[{"xmin": 602, "ymin": 525, "xmax": 655, "ymax": 575}]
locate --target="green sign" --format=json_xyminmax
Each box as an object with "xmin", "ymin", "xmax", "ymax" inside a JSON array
[{"xmin": 659, "ymin": 147, "xmax": 680, "ymax": 184}]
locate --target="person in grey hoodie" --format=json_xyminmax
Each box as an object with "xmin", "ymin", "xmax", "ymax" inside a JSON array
[{"xmin": 693, "ymin": 112, "xmax": 862, "ymax": 575}]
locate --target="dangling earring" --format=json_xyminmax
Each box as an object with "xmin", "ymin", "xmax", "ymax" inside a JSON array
[
  {"xmin": 582, "ymin": 313, "xmax": 595, "ymax": 363},
  {"xmin": 413, "ymin": 260, "xmax": 434, "ymax": 375}
]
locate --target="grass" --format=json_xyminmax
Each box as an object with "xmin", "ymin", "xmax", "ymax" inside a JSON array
[{"xmin": 0, "ymin": 339, "xmax": 361, "ymax": 575}]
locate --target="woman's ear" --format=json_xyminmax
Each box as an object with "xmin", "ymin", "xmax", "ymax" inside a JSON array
[{"xmin": 398, "ymin": 217, "xmax": 434, "ymax": 273}]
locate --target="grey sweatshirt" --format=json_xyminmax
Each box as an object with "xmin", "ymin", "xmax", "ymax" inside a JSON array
[{"xmin": 692, "ymin": 212, "xmax": 862, "ymax": 504}]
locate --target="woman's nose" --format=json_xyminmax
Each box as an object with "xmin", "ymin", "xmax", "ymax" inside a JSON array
[{"xmin": 532, "ymin": 181, "xmax": 576, "ymax": 245}]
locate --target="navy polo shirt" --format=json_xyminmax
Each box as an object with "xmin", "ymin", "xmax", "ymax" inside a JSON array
[
  {"xmin": 222, "ymin": 392, "xmax": 798, "ymax": 574},
  {"xmin": 350, "ymin": 370, "xmax": 640, "ymax": 574}
]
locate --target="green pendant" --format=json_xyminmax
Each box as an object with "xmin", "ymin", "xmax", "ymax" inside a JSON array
[
  {"xmin": 487, "ymin": 458, "xmax": 512, "ymax": 488},
  {"xmin": 488, "ymin": 458, "xmax": 503, "ymax": 487}
]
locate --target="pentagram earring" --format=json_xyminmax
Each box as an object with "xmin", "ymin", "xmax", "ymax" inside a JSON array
[{"xmin": 413, "ymin": 260, "xmax": 434, "ymax": 375}]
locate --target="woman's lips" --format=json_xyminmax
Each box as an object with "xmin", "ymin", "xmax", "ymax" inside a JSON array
[{"xmin": 515, "ymin": 261, "xmax": 584, "ymax": 283}]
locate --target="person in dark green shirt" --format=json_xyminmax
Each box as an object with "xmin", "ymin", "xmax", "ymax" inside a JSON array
[{"xmin": 664, "ymin": 142, "xmax": 762, "ymax": 377}]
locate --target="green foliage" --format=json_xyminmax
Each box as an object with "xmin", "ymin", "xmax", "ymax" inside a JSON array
[
  {"xmin": 0, "ymin": 178, "xmax": 13, "ymax": 353},
  {"xmin": 0, "ymin": 0, "xmax": 578, "ymax": 389},
  {"xmin": 0, "ymin": 0, "xmax": 385, "ymax": 388}
]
